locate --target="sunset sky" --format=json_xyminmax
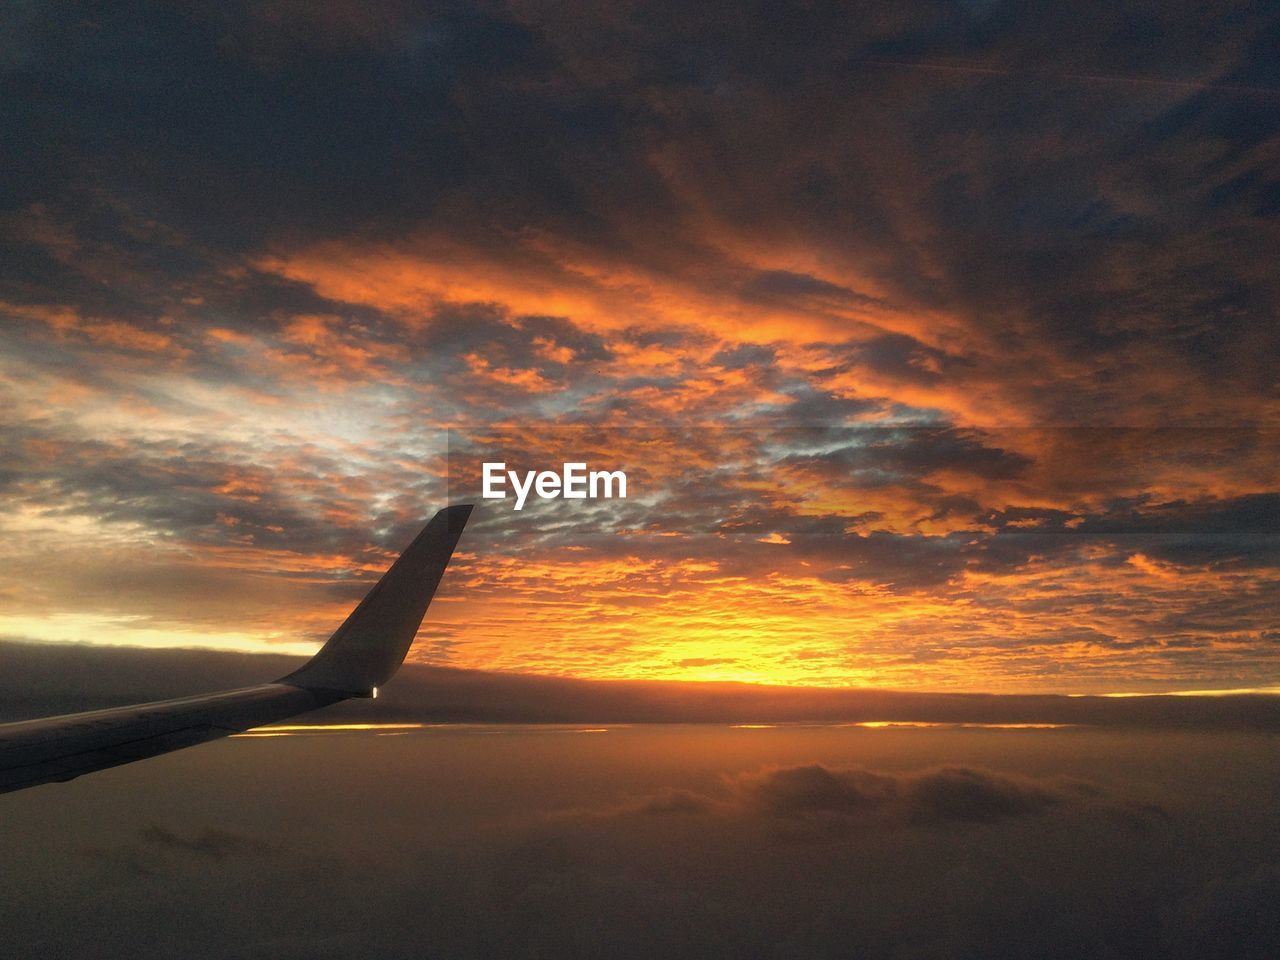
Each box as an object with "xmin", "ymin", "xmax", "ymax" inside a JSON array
[{"xmin": 2, "ymin": 1, "xmax": 1277, "ymax": 694}]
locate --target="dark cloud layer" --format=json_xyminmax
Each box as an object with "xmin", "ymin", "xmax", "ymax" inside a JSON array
[
  {"xmin": 2, "ymin": 720, "xmax": 1277, "ymax": 960},
  {"xmin": 3, "ymin": 640, "xmax": 1278, "ymax": 729},
  {"xmin": 4, "ymin": 0, "xmax": 1277, "ymax": 418}
]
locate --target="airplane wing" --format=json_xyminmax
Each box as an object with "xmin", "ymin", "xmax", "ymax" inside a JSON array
[{"xmin": 0, "ymin": 504, "xmax": 472, "ymax": 796}]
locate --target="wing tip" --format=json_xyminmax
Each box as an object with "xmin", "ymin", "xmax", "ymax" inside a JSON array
[
  {"xmin": 277, "ymin": 504, "xmax": 474, "ymax": 694},
  {"xmin": 443, "ymin": 502, "xmax": 475, "ymax": 524}
]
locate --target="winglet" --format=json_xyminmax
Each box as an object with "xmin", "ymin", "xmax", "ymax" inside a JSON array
[{"xmin": 278, "ymin": 505, "xmax": 473, "ymax": 695}]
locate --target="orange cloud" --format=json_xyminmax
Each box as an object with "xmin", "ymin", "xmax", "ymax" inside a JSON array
[{"xmin": 2, "ymin": 300, "xmax": 181, "ymax": 356}]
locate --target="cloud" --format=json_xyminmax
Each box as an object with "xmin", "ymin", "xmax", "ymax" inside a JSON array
[
  {"xmin": 576, "ymin": 787, "xmax": 723, "ymax": 820},
  {"xmin": 579, "ymin": 762, "xmax": 1158, "ymax": 838},
  {"xmin": 138, "ymin": 824, "xmax": 273, "ymax": 860},
  {"xmin": 0, "ymin": 1, "xmax": 1277, "ymax": 691},
  {"xmin": 80, "ymin": 823, "xmax": 275, "ymax": 878},
  {"xmin": 0, "ymin": 707, "xmax": 1273, "ymax": 960},
  {"xmin": 738, "ymin": 763, "xmax": 1065, "ymax": 826}
]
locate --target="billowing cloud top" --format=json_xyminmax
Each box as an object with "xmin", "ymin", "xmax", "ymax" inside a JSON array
[{"xmin": 1, "ymin": 1, "xmax": 1277, "ymax": 692}]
